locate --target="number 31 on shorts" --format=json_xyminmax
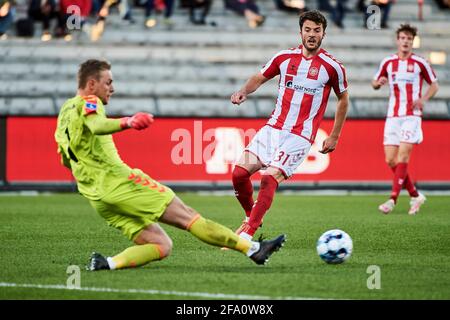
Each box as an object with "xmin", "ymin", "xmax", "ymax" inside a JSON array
[{"xmin": 274, "ymin": 150, "xmax": 307, "ymax": 166}]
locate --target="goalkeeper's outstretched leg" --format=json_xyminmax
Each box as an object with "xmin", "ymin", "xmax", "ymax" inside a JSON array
[{"xmin": 87, "ymin": 196, "xmax": 286, "ymax": 271}]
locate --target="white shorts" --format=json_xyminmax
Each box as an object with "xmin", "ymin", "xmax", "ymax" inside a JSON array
[
  {"xmin": 245, "ymin": 125, "xmax": 312, "ymax": 178},
  {"xmin": 383, "ymin": 116, "xmax": 423, "ymax": 146}
]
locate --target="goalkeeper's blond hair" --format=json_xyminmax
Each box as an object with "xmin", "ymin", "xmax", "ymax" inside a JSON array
[{"xmin": 78, "ymin": 59, "xmax": 111, "ymax": 89}]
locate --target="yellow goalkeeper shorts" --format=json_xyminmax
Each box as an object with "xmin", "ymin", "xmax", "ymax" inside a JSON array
[{"xmin": 89, "ymin": 168, "xmax": 175, "ymax": 241}]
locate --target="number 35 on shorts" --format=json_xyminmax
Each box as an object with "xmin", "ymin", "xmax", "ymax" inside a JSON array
[{"xmin": 401, "ymin": 129, "xmax": 413, "ymax": 142}]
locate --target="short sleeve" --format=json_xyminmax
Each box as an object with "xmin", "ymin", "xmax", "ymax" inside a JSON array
[
  {"xmin": 419, "ymin": 59, "xmax": 438, "ymax": 85},
  {"xmin": 333, "ymin": 63, "xmax": 348, "ymax": 94},
  {"xmin": 373, "ymin": 58, "xmax": 390, "ymax": 81},
  {"xmin": 326, "ymin": 62, "xmax": 347, "ymax": 95},
  {"xmin": 260, "ymin": 51, "xmax": 289, "ymax": 79}
]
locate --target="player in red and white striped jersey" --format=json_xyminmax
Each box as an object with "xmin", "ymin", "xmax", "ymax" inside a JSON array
[
  {"xmin": 372, "ymin": 24, "xmax": 439, "ymax": 215},
  {"xmin": 229, "ymin": 10, "xmax": 349, "ymax": 240}
]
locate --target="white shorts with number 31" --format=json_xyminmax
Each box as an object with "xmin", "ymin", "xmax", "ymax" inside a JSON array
[
  {"xmin": 245, "ymin": 125, "xmax": 312, "ymax": 178},
  {"xmin": 383, "ymin": 116, "xmax": 423, "ymax": 146}
]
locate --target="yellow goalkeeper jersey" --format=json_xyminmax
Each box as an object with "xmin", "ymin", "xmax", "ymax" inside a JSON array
[{"xmin": 54, "ymin": 95, "xmax": 130, "ymax": 200}]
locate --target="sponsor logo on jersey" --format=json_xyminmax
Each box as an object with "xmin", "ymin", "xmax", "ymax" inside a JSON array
[
  {"xmin": 285, "ymin": 74, "xmax": 294, "ymax": 88},
  {"xmin": 395, "ymin": 72, "xmax": 415, "ymax": 83},
  {"xmin": 284, "ymin": 76, "xmax": 318, "ymax": 94},
  {"xmin": 291, "ymin": 84, "xmax": 319, "ymax": 94}
]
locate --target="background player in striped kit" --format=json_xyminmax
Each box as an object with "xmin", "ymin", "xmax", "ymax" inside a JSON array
[
  {"xmin": 373, "ymin": 24, "xmax": 439, "ymax": 215},
  {"xmin": 229, "ymin": 10, "xmax": 349, "ymax": 240}
]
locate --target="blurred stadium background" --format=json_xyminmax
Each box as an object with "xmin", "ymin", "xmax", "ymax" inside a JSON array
[{"xmin": 0, "ymin": 0, "xmax": 449, "ymax": 193}]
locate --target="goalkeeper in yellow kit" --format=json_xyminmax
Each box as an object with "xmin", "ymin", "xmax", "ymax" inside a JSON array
[{"xmin": 55, "ymin": 59, "xmax": 286, "ymax": 270}]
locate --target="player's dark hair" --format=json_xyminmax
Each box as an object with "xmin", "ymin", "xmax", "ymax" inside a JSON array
[
  {"xmin": 299, "ymin": 10, "xmax": 327, "ymax": 32},
  {"xmin": 78, "ymin": 59, "xmax": 111, "ymax": 89},
  {"xmin": 396, "ymin": 24, "xmax": 417, "ymax": 38}
]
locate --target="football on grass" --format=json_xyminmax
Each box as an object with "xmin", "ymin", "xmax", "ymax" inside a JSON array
[{"xmin": 316, "ymin": 229, "xmax": 353, "ymax": 264}]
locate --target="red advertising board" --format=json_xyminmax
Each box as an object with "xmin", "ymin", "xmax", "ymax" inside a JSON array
[{"xmin": 6, "ymin": 117, "xmax": 450, "ymax": 183}]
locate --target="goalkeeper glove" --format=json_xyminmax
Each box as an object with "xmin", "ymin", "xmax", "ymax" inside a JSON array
[{"xmin": 120, "ymin": 112, "xmax": 154, "ymax": 130}]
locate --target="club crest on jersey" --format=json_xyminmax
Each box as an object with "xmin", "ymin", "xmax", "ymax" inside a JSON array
[
  {"xmin": 308, "ymin": 67, "xmax": 319, "ymax": 77},
  {"xmin": 407, "ymin": 64, "xmax": 414, "ymax": 72}
]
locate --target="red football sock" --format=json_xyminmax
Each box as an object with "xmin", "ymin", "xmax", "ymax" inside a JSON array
[
  {"xmin": 247, "ymin": 175, "xmax": 279, "ymax": 233},
  {"xmin": 390, "ymin": 163, "xmax": 408, "ymax": 203},
  {"xmin": 390, "ymin": 165, "xmax": 419, "ymax": 197},
  {"xmin": 232, "ymin": 166, "xmax": 254, "ymax": 218},
  {"xmin": 406, "ymin": 181, "xmax": 419, "ymax": 198}
]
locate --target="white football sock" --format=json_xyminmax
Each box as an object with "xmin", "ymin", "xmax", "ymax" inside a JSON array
[
  {"xmin": 246, "ymin": 241, "xmax": 260, "ymax": 257},
  {"xmin": 106, "ymin": 257, "xmax": 116, "ymax": 270}
]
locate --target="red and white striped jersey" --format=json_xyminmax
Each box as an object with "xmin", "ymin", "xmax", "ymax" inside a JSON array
[
  {"xmin": 261, "ymin": 45, "xmax": 348, "ymax": 143},
  {"xmin": 374, "ymin": 53, "xmax": 437, "ymax": 118}
]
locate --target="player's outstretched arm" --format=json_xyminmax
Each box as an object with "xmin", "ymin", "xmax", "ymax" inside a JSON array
[
  {"xmin": 85, "ymin": 112, "xmax": 154, "ymax": 135},
  {"xmin": 320, "ymin": 91, "xmax": 349, "ymax": 154},
  {"xmin": 120, "ymin": 112, "xmax": 154, "ymax": 131},
  {"xmin": 231, "ymin": 73, "xmax": 269, "ymax": 105}
]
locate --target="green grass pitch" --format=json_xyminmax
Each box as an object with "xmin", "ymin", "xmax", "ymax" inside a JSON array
[{"xmin": 0, "ymin": 193, "xmax": 449, "ymax": 300}]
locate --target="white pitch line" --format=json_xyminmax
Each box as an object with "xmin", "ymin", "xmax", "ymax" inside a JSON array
[{"xmin": 0, "ymin": 282, "xmax": 330, "ymax": 300}]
